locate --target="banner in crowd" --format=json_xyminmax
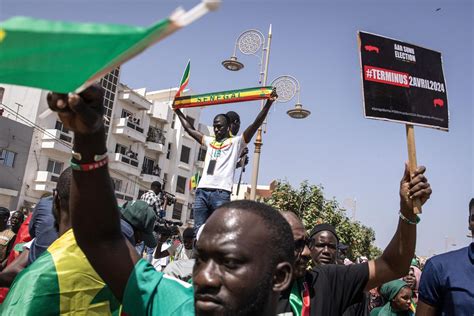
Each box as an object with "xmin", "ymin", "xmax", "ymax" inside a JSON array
[
  {"xmin": 0, "ymin": 2, "xmax": 218, "ymax": 94},
  {"xmin": 173, "ymin": 86, "xmax": 273, "ymax": 109},
  {"xmin": 358, "ymin": 31, "xmax": 449, "ymax": 131}
]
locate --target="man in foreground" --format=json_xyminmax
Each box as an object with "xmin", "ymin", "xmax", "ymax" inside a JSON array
[
  {"xmin": 47, "ymin": 85, "xmax": 292, "ymax": 315},
  {"xmin": 416, "ymin": 198, "xmax": 474, "ymax": 315},
  {"xmin": 279, "ymin": 163, "xmax": 432, "ymax": 315}
]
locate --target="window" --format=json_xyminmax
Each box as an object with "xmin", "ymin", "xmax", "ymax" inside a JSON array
[
  {"xmin": 142, "ymin": 157, "xmax": 156, "ymax": 175},
  {"xmin": 176, "ymin": 176, "xmax": 187, "ymax": 194},
  {"xmin": 198, "ymin": 147, "xmax": 207, "ymax": 162},
  {"xmin": 111, "ymin": 178, "xmax": 122, "ymax": 192},
  {"xmin": 186, "ymin": 116, "xmax": 195, "ymax": 128},
  {"xmin": 0, "ymin": 149, "xmax": 16, "ymax": 168},
  {"xmin": 188, "ymin": 203, "xmax": 194, "ymax": 220},
  {"xmin": 171, "ymin": 113, "xmax": 176, "ymax": 129},
  {"xmin": 55, "ymin": 120, "xmax": 69, "ymax": 134},
  {"xmin": 0, "ymin": 87, "xmax": 4, "ymax": 104},
  {"xmin": 100, "ymin": 68, "xmax": 120, "ymax": 136},
  {"xmin": 47, "ymin": 159, "xmax": 64, "ymax": 175},
  {"xmin": 163, "ymin": 173, "xmax": 168, "ymax": 191},
  {"xmin": 166, "ymin": 143, "xmax": 172, "ymax": 160},
  {"xmin": 180, "ymin": 145, "xmax": 191, "ymax": 164},
  {"xmin": 54, "ymin": 120, "xmax": 72, "ymax": 142},
  {"xmin": 172, "ymin": 202, "xmax": 183, "ymax": 220},
  {"xmin": 115, "ymin": 143, "xmax": 128, "ymax": 155},
  {"xmin": 121, "ymin": 109, "xmax": 132, "ymax": 119}
]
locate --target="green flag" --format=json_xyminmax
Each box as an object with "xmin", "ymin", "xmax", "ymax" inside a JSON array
[
  {"xmin": 0, "ymin": 2, "xmax": 220, "ymax": 93},
  {"xmin": 0, "ymin": 16, "xmax": 177, "ymax": 93}
]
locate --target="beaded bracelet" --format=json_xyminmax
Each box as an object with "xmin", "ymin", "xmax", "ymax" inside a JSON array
[
  {"xmin": 70, "ymin": 156, "xmax": 108, "ymax": 172},
  {"xmin": 399, "ymin": 211, "xmax": 420, "ymax": 225}
]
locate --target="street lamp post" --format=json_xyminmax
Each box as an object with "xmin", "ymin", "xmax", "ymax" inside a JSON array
[{"xmin": 222, "ymin": 26, "xmax": 310, "ymax": 200}]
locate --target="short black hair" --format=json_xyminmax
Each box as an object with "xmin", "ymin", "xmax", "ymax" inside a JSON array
[
  {"xmin": 56, "ymin": 167, "xmax": 72, "ymax": 211},
  {"xmin": 183, "ymin": 227, "xmax": 194, "ymax": 239},
  {"xmin": 226, "ymin": 111, "xmax": 240, "ymax": 123},
  {"xmin": 469, "ymin": 198, "xmax": 474, "ymax": 212},
  {"xmin": 214, "ymin": 113, "xmax": 230, "ymax": 125},
  {"xmin": 151, "ymin": 181, "xmax": 162, "ymax": 190},
  {"xmin": 0, "ymin": 207, "xmax": 10, "ymax": 218},
  {"xmin": 217, "ymin": 200, "xmax": 295, "ymax": 267}
]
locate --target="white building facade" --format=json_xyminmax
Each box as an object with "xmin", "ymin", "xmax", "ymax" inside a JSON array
[{"xmin": 0, "ymin": 69, "xmax": 210, "ymax": 223}]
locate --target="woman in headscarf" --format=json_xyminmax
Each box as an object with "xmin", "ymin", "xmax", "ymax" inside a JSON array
[
  {"xmin": 370, "ymin": 280, "xmax": 415, "ymax": 316},
  {"xmin": 403, "ymin": 265, "xmax": 422, "ymax": 303}
]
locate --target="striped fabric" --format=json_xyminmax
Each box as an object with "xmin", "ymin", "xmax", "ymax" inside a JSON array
[{"xmin": 0, "ymin": 229, "xmax": 121, "ymax": 315}]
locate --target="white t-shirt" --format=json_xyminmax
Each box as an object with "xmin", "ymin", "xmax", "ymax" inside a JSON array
[{"xmin": 198, "ymin": 135, "xmax": 247, "ymax": 192}]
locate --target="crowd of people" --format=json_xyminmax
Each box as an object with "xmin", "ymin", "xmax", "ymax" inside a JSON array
[{"xmin": 0, "ymin": 84, "xmax": 470, "ymax": 316}]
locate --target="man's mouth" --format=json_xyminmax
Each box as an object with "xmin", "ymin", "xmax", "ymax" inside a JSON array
[
  {"xmin": 319, "ymin": 257, "xmax": 332, "ymax": 264},
  {"xmin": 195, "ymin": 294, "xmax": 223, "ymax": 311}
]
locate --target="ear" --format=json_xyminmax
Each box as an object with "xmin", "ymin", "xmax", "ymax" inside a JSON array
[{"xmin": 273, "ymin": 262, "xmax": 293, "ymax": 292}]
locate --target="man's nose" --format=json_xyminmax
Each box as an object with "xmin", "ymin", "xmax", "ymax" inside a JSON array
[
  {"xmin": 301, "ymin": 245, "xmax": 311, "ymax": 258},
  {"xmin": 194, "ymin": 260, "xmax": 221, "ymax": 289}
]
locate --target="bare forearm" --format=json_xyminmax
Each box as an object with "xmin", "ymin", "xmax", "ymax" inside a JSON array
[
  {"xmin": 71, "ymin": 127, "xmax": 122, "ymax": 244},
  {"xmin": 243, "ymin": 100, "xmax": 272, "ymax": 142},
  {"xmin": 0, "ymin": 250, "xmax": 28, "ymax": 287},
  {"xmin": 381, "ymin": 215, "xmax": 416, "ymax": 277},
  {"xmin": 175, "ymin": 109, "xmax": 202, "ymax": 143},
  {"xmin": 366, "ymin": 210, "xmax": 416, "ymax": 290}
]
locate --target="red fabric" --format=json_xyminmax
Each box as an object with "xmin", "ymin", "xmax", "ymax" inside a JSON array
[
  {"xmin": 6, "ymin": 214, "xmax": 32, "ymax": 266},
  {"xmin": 302, "ymin": 281, "xmax": 310, "ymax": 316},
  {"xmin": 0, "ymin": 214, "xmax": 32, "ymax": 303}
]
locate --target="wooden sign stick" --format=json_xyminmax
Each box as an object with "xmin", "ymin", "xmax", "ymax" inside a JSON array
[{"xmin": 405, "ymin": 124, "xmax": 422, "ymax": 214}]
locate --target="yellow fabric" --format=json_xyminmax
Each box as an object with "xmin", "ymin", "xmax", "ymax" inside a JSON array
[{"xmin": 49, "ymin": 229, "xmax": 117, "ymax": 315}]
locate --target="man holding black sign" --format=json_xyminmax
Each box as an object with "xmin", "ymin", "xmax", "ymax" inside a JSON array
[{"xmin": 174, "ymin": 88, "xmax": 277, "ymax": 232}]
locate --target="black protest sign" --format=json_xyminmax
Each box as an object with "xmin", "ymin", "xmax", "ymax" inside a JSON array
[{"xmin": 358, "ymin": 31, "xmax": 449, "ymax": 131}]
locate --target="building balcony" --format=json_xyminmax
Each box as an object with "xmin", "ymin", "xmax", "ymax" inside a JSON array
[
  {"xmin": 140, "ymin": 173, "xmax": 160, "ymax": 184},
  {"xmin": 112, "ymin": 118, "xmax": 146, "ymax": 143},
  {"xmin": 195, "ymin": 160, "xmax": 204, "ymax": 169},
  {"xmin": 178, "ymin": 162, "xmax": 191, "ymax": 172},
  {"xmin": 41, "ymin": 129, "xmax": 72, "ymax": 154},
  {"xmin": 147, "ymin": 101, "xmax": 172, "ymax": 123},
  {"xmin": 34, "ymin": 171, "xmax": 60, "ymax": 192},
  {"xmin": 109, "ymin": 153, "xmax": 141, "ymax": 177},
  {"xmin": 118, "ymin": 90, "xmax": 152, "ymax": 111},
  {"xmin": 145, "ymin": 128, "xmax": 166, "ymax": 153},
  {"xmin": 141, "ymin": 165, "xmax": 161, "ymax": 183},
  {"xmin": 145, "ymin": 142, "xmax": 165, "ymax": 153}
]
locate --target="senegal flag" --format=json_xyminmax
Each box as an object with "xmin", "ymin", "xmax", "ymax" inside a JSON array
[
  {"xmin": 173, "ymin": 86, "xmax": 274, "ymax": 109},
  {"xmin": 0, "ymin": 229, "xmax": 121, "ymax": 315},
  {"xmin": 175, "ymin": 60, "xmax": 191, "ymax": 99},
  {"xmin": 189, "ymin": 172, "xmax": 201, "ymax": 190}
]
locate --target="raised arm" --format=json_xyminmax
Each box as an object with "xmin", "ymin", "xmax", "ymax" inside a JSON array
[
  {"xmin": 242, "ymin": 88, "xmax": 277, "ymax": 143},
  {"xmin": 174, "ymin": 108, "xmax": 204, "ymax": 144},
  {"xmin": 47, "ymin": 85, "xmax": 139, "ymax": 301},
  {"xmin": 364, "ymin": 164, "xmax": 431, "ymax": 291}
]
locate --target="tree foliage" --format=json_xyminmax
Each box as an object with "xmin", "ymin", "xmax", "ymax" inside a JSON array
[{"xmin": 265, "ymin": 180, "xmax": 382, "ymax": 260}]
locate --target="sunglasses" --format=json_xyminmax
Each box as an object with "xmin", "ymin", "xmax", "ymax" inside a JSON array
[
  {"xmin": 470, "ymin": 214, "xmax": 474, "ymax": 222},
  {"xmin": 294, "ymin": 238, "xmax": 311, "ymax": 253}
]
